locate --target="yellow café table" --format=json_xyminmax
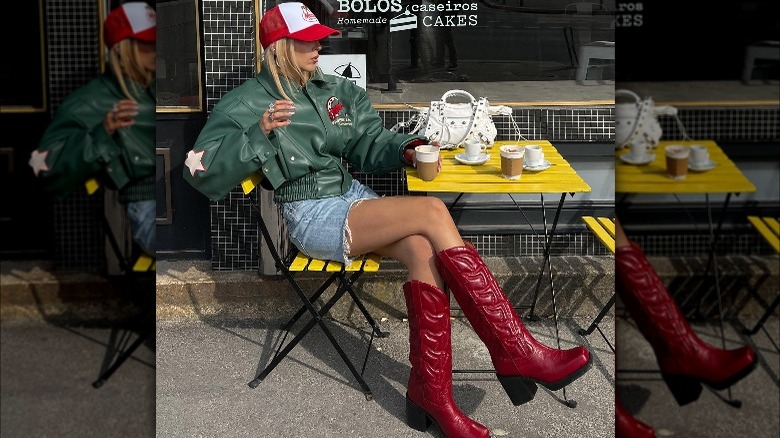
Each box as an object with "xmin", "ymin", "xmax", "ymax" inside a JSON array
[
  {"xmin": 615, "ymin": 139, "xmax": 756, "ymax": 406},
  {"xmin": 407, "ymin": 139, "xmax": 592, "ymax": 408}
]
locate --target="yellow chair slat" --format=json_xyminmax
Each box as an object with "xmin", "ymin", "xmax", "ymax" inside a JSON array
[
  {"xmin": 597, "ymin": 217, "xmax": 616, "ymax": 238},
  {"xmin": 362, "ymin": 253, "xmax": 382, "ymax": 272},
  {"xmin": 306, "ymin": 258, "xmax": 327, "ymax": 271},
  {"xmin": 289, "ymin": 253, "xmax": 312, "ymax": 271},
  {"xmin": 764, "ymin": 217, "xmax": 779, "ymax": 236},
  {"xmin": 132, "ymin": 254, "xmax": 155, "ymax": 272},
  {"xmin": 748, "ymin": 216, "xmax": 780, "ymax": 254},
  {"xmin": 582, "ymin": 216, "xmax": 616, "ymax": 254},
  {"xmin": 325, "ymin": 260, "xmax": 345, "ymax": 272},
  {"xmin": 85, "ymin": 178, "xmax": 101, "ymax": 195},
  {"xmin": 241, "ymin": 172, "xmax": 263, "ymax": 195}
]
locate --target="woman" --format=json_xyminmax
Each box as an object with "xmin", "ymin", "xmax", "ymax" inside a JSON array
[
  {"xmin": 30, "ymin": 2, "xmax": 157, "ymax": 256},
  {"xmin": 614, "ymin": 217, "xmax": 757, "ymax": 437},
  {"xmin": 184, "ymin": 4, "xmax": 591, "ymax": 436}
]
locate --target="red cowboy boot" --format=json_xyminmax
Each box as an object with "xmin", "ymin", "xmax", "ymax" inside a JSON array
[
  {"xmin": 403, "ymin": 280, "xmax": 490, "ymax": 438},
  {"xmin": 616, "ymin": 241, "xmax": 757, "ymax": 406},
  {"xmin": 616, "ymin": 397, "xmax": 655, "ymax": 438},
  {"xmin": 435, "ymin": 245, "xmax": 591, "ymax": 405}
]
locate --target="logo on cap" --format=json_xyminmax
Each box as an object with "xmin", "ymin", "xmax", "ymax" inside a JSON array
[{"xmin": 301, "ymin": 5, "xmax": 317, "ymax": 22}]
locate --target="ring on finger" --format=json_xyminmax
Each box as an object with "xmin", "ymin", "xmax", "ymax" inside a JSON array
[{"xmin": 267, "ymin": 111, "xmax": 274, "ymax": 122}]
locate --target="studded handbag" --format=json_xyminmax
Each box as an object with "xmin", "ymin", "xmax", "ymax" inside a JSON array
[{"xmin": 394, "ymin": 89, "xmax": 518, "ymax": 150}]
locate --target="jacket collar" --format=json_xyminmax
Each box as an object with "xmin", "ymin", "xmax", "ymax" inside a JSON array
[{"xmin": 256, "ymin": 67, "xmax": 333, "ymax": 98}]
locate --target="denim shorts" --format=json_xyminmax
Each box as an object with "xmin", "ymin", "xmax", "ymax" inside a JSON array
[
  {"xmin": 125, "ymin": 199, "xmax": 156, "ymax": 256},
  {"xmin": 281, "ymin": 180, "xmax": 379, "ymax": 264}
]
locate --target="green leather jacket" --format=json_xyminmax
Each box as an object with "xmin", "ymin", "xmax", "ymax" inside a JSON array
[
  {"xmin": 31, "ymin": 70, "xmax": 156, "ymax": 199},
  {"xmin": 183, "ymin": 68, "xmax": 425, "ymax": 202}
]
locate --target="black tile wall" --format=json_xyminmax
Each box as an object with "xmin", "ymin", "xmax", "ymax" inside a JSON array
[{"xmin": 47, "ymin": 0, "xmax": 104, "ymax": 272}]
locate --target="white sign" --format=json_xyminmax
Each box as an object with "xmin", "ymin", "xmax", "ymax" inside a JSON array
[
  {"xmin": 390, "ymin": 9, "xmax": 417, "ymax": 32},
  {"xmin": 318, "ymin": 54, "xmax": 367, "ymax": 90}
]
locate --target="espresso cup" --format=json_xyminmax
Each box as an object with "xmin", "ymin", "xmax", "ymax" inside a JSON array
[
  {"xmin": 499, "ymin": 145, "xmax": 525, "ymax": 180},
  {"xmin": 628, "ymin": 141, "xmax": 649, "ymax": 160},
  {"xmin": 415, "ymin": 145, "xmax": 440, "ymax": 181},
  {"xmin": 689, "ymin": 144, "xmax": 710, "ymax": 167},
  {"xmin": 464, "ymin": 139, "xmax": 487, "ymax": 160},
  {"xmin": 665, "ymin": 144, "xmax": 689, "ymax": 180},
  {"xmin": 524, "ymin": 144, "xmax": 544, "ymax": 167}
]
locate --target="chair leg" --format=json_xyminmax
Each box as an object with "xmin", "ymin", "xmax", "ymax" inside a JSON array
[
  {"xmin": 742, "ymin": 294, "xmax": 780, "ymax": 336},
  {"xmin": 343, "ymin": 273, "xmax": 389, "ymax": 338},
  {"xmin": 579, "ymin": 294, "xmax": 616, "ymax": 336},
  {"xmin": 92, "ymin": 328, "xmax": 151, "ymax": 388},
  {"xmin": 282, "ymin": 273, "xmax": 340, "ymax": 330},
  {"xmin": 250, "ymin": 279, "xmax": 374, "ymax": 399}
]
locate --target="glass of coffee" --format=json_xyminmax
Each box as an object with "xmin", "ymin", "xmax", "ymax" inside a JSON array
[{"xmin": 665, "ymin": 145, "xmax": 689, "ymax": 180}]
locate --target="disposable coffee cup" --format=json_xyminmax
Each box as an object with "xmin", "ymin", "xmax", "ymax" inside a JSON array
[
  {"xmin": 464, "ymin": 139, "xmax": 487, "ymax": 160},
  {"xmin": 415, "ymin": 145, "xmax": 440, "ymax": 181},
  {"xmin": 499, "ymin": 145, "xmax": 525, "ymax": 180},
  {"xmin": 665, "ymin": 145, "xmax": 689, "ymax": 180},
  {"xmin": 689, "ymin": 144, "xmax": 709, "ymax": 166},
  {"xmin": 524, "ymin": 144, "xmax": 544, "ymax": 167}
]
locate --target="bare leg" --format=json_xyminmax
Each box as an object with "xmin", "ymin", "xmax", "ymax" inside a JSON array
[
  {"xmin": 346, "ymin": 196, "xmax": 462, "ymax": 287},
  {"xmin": 373, "ymin": 234, "xmax": 444, "ymax": 289},
  {"xmin": 347, "ymin": 196, "xmax": 463, "ymax": 255}
]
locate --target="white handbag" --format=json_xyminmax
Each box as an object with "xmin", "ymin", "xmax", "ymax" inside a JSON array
[
  {"xmin": 615, "ymin": 89, "xmax": 687, "ymax": 150},
  {"xmin": 393, "ymin": 89, "xmax": 521, "ymax": 150}
]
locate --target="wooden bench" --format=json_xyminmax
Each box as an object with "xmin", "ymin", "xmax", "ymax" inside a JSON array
[
  {"xmin": 578, "ymin": 216, "xmax": 616, "ymax": 347},
  {"xmin": 742, "ymin": 216, "xmax": 779, "ymax": 335}
]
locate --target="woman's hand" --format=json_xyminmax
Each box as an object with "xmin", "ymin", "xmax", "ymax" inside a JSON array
[
  {"xmin": 407, "ymin": 141, "xmax": 443, "ymax": 172},
  {"xmin": 260, "ymin": 100, "xmax": 295, "ymax": 136},
  {"xmin": 103, "ymin": 99, "xmax": 139, "ymax": 136},
  {"xmin": 430, "ymin": 141, "xmax": 443, "ymax": 172}
]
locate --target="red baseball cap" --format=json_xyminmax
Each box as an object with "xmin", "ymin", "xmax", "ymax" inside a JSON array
[
  {"xmin": 104, "ymin": 2, "xmax": 157, "ymax": 48},
  {"xmin": 259, "ymin": 2, "xmax": 339, "ymax": 49}
]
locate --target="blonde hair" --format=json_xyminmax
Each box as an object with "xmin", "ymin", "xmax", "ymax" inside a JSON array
[
  {"xmin": 108, "ymin": 39, "xmax": 154, "ymax": 100},
  {"xmin": 262, "ymin": 38, "xmax": 319, "ymax": 101}
]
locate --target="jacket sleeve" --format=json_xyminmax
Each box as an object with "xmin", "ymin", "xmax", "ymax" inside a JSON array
[
  {"xmin": 182, "ymin": 106, "xmax": 283, "ymax": 202},
  {"xmin": 341, "ymin": 85, "xmax": 427, "ymax": 174},
  {"xmin": 31, "ymin": 97, "xmax": 125, "ymax": 198}
]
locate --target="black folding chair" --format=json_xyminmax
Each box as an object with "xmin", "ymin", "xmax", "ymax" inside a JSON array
[
  {"xmin": 577, "ymin": 216, "xmax": 616, "ymax": 353},
  {"xmin": 741, "ymin": 216, "xmax": 779, "ymax": 338},
  {"xmin": 88, "ymin": 182, "xmax": 155, "ymax": 388},
  {"xmin": 246, "ymin": 180, "xmax": 388, "ymax": 400}
]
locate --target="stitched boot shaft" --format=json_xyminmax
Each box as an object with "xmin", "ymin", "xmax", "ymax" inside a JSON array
[
  {"xmin": 403, "ymin": 280, "xmax": 489, "ymax": 438},
  {"xmin": 615, "ymin": 242, "xmax": 756, "ymax": 386},
  {"xmin": 435, "ymin": 246, "xmax": 590, "ymax": 384},
  {"xmin": 616, "ymin": 398, "xmax": 655, "ymax": 438}
]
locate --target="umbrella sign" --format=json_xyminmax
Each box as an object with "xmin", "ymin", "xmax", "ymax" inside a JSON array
[{"xmin": 318, "ymin": 54, "xmax": 367, "ymax": 90}]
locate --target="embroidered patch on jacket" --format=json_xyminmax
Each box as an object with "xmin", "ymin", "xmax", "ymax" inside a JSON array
[{"xmin": 326, "ymin": 96, "xmax": 353, "ymax": 126}]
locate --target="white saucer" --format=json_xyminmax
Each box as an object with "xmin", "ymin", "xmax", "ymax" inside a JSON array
[
  {"xmin": 523, "ymin": 159, "xmax": 551, "ymax": 171},
  {"xmin": 688, "ymin": 161, "xmax": 717, "ymax": 171},
  {"xmin": 620, "ymin": 153, "xmax": 655, "ymax": 165},
  {"xmin": 455, "ymin": 152, "xmax": 490, "ymax": 165}
]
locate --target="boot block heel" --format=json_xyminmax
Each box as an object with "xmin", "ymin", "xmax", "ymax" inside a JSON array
[
  {"xmin": 662, "ymin": 373, "xmax": 702, "ymax": 406},
  {"xmin": 405, "ymin": 396, "xmax": 432, "ymax": 431},
  {"xmin": 497, "ymin": 375, "xmax": 538, "ymax": 405}
]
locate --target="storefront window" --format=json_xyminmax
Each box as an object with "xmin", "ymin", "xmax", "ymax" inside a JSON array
[
  {"xmin": 156, "ymin": 0, "xmax": 203, "ymax": 111},
  {"xmin": 1, "ymin": 0, "xmax": 46, "ymax": 112},
  {"xmin": 268, "ymin": 0, "xmax": 615, "ymax": 84}
]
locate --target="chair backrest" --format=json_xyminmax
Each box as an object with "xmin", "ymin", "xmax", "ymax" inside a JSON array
[
  {"xmin": 747, "ymin": 216, "xmax": 780, "ymax": 254},
  {"xmin": 582, "ymin": 216, "xmax": 616, "ymax": 254}
]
